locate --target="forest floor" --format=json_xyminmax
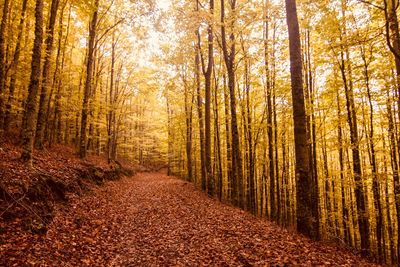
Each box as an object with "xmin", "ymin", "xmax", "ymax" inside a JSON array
[{"xmin": 2, "ymin": 153, "xmax": 378, "ymax": 267}]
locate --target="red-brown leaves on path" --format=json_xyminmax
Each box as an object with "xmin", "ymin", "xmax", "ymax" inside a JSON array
[{"xmin": 2, "ymin": 171, "xmax": 377, "ymax": 266}]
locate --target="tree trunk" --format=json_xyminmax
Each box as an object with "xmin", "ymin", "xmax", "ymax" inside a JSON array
[
  {"xmin": 3, "ymin": 0, "xmax": 28, "ymax": 132},
  {"xmin": 221, "ymin": 0, "xmax": 243, "ymax": 207},
  {"xmin": 264, "ymin": 1, "xmax": 276, "ymax": 220},
  {"xmin": 80, "ymin": 0, "xmax": 99, "ymax": 159},
  {"xmin": 337, "ymin": 1, "xmax": 369, "ymax": 254},
  {"xmin": 35, "ymin": 0, "xmax": 60, "ymax": 149},
  {"xmin": 20, "ymin": 0, "xmax": 44, "ymax": 165},
  {"xmin": 387, "ymin": 87, "xmax": 400, "ymax": 261},
  {"xmin": 200, "ymin": 0, "xmax": 215, "ymax": 196},
  {"xmin": 195, "ymin": 45, "xmax": 206, "ymax": 190},
  {"xmin": 285, "ymin": 0, "xmax": 319, "ymax": 240},
  {"xmin": 52, "ymin": 3, "xmax": 70, "ymax": 146},
  {"xmin": 183, "ymin": 70, "xmax": 193, "ymax": 182},
  {"xmin": 336, "ymin": 87, "xmax": 350, "ymax": 244},
  {"xmin": 223, "ymin": 74, "xmax": 232, "ymax": 198},
  {"xmin": 213, "ymin": 68, "xmax": 223, "ymax": 200},
  {"xmin": 361, "ymin": 46, "xmax": 382, "ymax": 261},
  {"xmin": 0, "ymin": 0, "xmax": 10, "ymax": 130},
  {"xmin": 108, "ymin": 35, "xmax": 116, "ymax": 163}
]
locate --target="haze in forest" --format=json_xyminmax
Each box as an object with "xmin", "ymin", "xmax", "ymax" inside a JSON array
[{"xmin": 0, "ymin": 0, "xmax": 399, "ymax": 265}]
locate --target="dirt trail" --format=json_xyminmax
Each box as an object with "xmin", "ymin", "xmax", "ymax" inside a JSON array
[{"xmin": 5, "ymin": 172, "xmax": 376, "ymax": 266}]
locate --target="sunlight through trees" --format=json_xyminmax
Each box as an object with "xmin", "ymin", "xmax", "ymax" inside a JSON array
[{"xmin": 0, "ymin": 0, "xmax": 399, "ymax": 264}]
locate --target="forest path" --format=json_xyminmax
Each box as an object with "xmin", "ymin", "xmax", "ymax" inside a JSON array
[{"xmin": 24, "ymin": 172, "xmax": 375, "ymax": 266}]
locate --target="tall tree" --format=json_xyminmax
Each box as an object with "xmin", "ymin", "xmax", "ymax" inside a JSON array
[
  {"xmin": 200, "ymin": 0, "xmax": 215, "ymax": 196},
  {"xmin": 35, "ymin": 0, "xmax": 60, "ymax": 149},
  {"xmin": 221, "ymin": 0, "xmax": 243, "ymax": 207},
  {"xmin": 285, "ymin": 0, "xmax": 319, "ymax": 240},
  {"xmin": 183, "ymin": 67, "xmax": 194, "ymax": 182},
  {"xmin": 264, "ymin": 0, "xmax": 277, "ymax": 220},
  {"xmin": 339, "ymin": 1, "xmax": 370, "ymax": 255},
  {"xmin": 80, "ymin": 0, "xmax": 100, "ymax": 159},
  {"xmin": 21, "ymin": 0, "xmax": 44, "ymax": 164},
  {"xmin": 3, "ymin": 0, "xmax": 28, "ymax": 131},
  {"xmin": 0, "ymin": 0, "xmax": 10, "ymax": 131},
  {"xmin": 195, "ymin": 0, "xmax": 207, "ymax": 190}
]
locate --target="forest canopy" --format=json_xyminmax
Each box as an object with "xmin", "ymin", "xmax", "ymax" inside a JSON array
[{"xmin": 0, "ymin": 0, "xmax": 399, "ymax": 264}]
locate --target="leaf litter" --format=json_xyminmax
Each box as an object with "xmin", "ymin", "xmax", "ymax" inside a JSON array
[{"xmin": 2, "ymin": 170, "xmax": 378, "ymax": 266}]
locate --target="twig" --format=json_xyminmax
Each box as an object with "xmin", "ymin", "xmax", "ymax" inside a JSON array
[
  {"xmin": 0, "ymin": 194, "xmax": 27, "ymax": 218},
  {"xmin": 0, "ymin": 183, "xmax": 47, "ymax": 224}
]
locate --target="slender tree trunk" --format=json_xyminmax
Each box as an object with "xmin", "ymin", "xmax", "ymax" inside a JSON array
[
  {"xmin": 201, "ymin": 0, "xmax": 215, "ymax": 195},
  {"xmin": 385, "ymin": 0, "xmax": 400, "ymax": 166},
  {"xmin": 195, "ymin": 47, "xmax": 206, "ymax": 190},
  {"xmin": 35, "ymin": 0, "xmax": 60, "ymax": 149},
  {"xmin": 383, "ymin": 132, "xmax": 395, "ymax": 263},
  {"xmin": 361, "ymin": 46, "xmax": 382, "ymax": 261},
  {"xmin": 387, "ymin": 87, "xmax": 400, "ymax": 262},
  {"xmin": 3, "ymin": 0, "xmax": 28, "ymax": 132},
  {"xmin": 264, "ymin": 0, "xmax": 276, "ymax": 220},
  {"xmin": 223, "ymin": 74, "xmax": 232, "ymax": 198},
  {"xmin": 221, "ymin": 0, "xmax": 243, "ymax": 207},
  {"xmin": 108, "ymin": 36, "xmax": 116, "ymax": 163},
  {"xmin": 167, "ymin": 94, "xmax": 172, "ymax": 176},
  {"xmin": 304, "ymin": 29, "xmax": 319, "ymax": 234},
  {"xmin": 52, "ymin": 3, "xmax": 71, "ymax": 145},
  {"xmin": 48, "ymin": 3, "xmax": 65, "ymax": 146},
  {"xmin": 384, "ymin": 1, "xmax": 400, "ymax": 259},
  {"xmin": 338, "ymin": 1, "xmax": 369, "ymax": 254},
  {"xmin": 20, "ymin": 0, "xmax": 44, "ymax": 165},
  {"xmin": 271, "ymin": 21, "xmax": 280, "ymax": 222},
  {"xmin": 242, "ymin": 55, "xmax": 255, "ymax": 213},
  {"xmin": 183, "ymin": 71, "xmax": 193, "ymax": 182},
  {"xmin": 0, "ymin": 0, "xmax": 10, "ymax": 130},
  {"xmin": 213, "ymin": 67, "xmax": 223, "ymax": 199},
  {"xmin": 336, "ymin": 87, "xmax": 350, "ymax": 244},
  {"xmin": 285, "ymin": 0, "xmax": 319, "ymax": 240},
  {"xmin": 340, "ymin": 51, "xmax": 369, "ymax": 254},
  {"xmin": 80, "ymin": 0, "xmax": 99, "ymax": 159}
]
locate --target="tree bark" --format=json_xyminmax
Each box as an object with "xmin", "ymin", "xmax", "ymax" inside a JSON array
[
  {"xmin": 285, "ymin": 0, "xmax": 319, "ymax": 240},
  {"xmin": 223, "ymin": 74, "xmax": 232, "ymax": 198},
  {"xmin": 0, "ymin": 0, "xmax": 10, "ymax": 130},
  {"xmin": 3, "ymin": 0, "xmax": 28, "ymax": 132},
  {"xmin": 107, "ymin": 35, "xmax": 117, "ymax": 163},
  {"xmin": 336, "ymin": 87, "xmax": 350, "ymax": 244},
  {"xmin": 183, "ymin": 70, "xmax": 193, "ymax": 182},
  {"xmin": 21, "ymin": 0, "xmax": 44, "ymax": 165},
  {"xmin": 264, "ymin": 0, "xmax": 276, "ymax": 220},
  {"xmin": 213, "ymin": 68, "xmax": 223, "ymax": 200},
  {"xmin": 199, "ymin": 0, "xmax": 215, "ymax": 195},
  {"xmin": 221, "ymin": 0, "xmax": 243, "ymax": 207},
  {"xmin": 338, "ymin": 1, "xmax": 369, "ymax": 254},
  {"xmin": 361, "ymin": 45, "xmax": 382, "ymax": 261},
  {"xmin": 35, "ymin": 0, "xmax": 60, "ymax": 149},
  {"xmin": 80, "ymin": 0, "xmax": 99, "ymax": 159},
  {"xmin": 52, "ymin": 3, "xmax": 71, "ymax": 145},
  {"xmin": 195, "ymin": 0, "xmax": 207, "ymax": 190}
]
